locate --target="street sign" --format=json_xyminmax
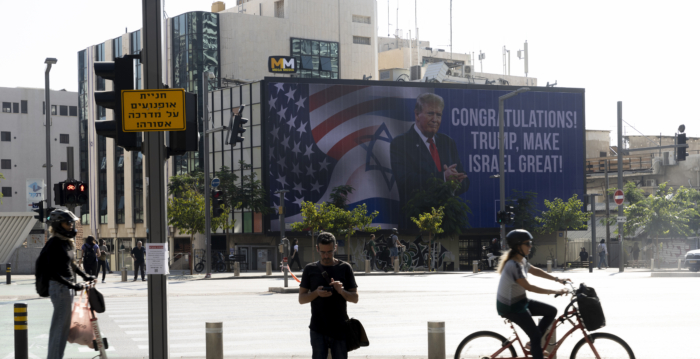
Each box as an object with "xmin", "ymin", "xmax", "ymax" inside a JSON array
[
  {"xmin": 122, "ymin": 89, "xmax": 186, "ymax": 132},
  {"xmin": 617, "ymin": 216, "xmax": 627, "ymax": 223},
  {"xmin": 211, "ymin": 177, "xmax": 220, "ymax": 188},
  {"xmin": 614, "ymin": 189, "xmax": 624, "ymax": 205}
]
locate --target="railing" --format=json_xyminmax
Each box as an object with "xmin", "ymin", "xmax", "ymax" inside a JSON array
[{"xmin": 585, "ymin": 155, "xmax": 654, "ymax": 174}]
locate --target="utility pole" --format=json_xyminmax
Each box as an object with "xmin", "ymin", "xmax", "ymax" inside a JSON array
[
  {"xmin": 44, "ymin": 58, "xmax": 57, "ymax": 234},
  {"xmin": 616, "ymin": 102, "xmax": 624, "ymax": 273},
  {"xmin": 203, "ymin": 71, "xmax": 212, "ymax": 279},
  {"xmin": 604, "ymin": 159, "xmax": 610, "ymax": 246},
  {"xmin": 498, "ymin": 88, "xmax": 530, "ymax": 248},
  {"xmin": 277, "ymin": 190, "xmax": 289, "ymax": 287},
  {"xmin": 141, "ymin": 0, "xmax": 169, "ymax": 357}
]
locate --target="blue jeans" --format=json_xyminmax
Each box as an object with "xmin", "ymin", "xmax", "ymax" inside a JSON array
[
  {"xmin": 310, "ymin": 329, "xmax": 347, "ymax": 359},
  {"xmin": 48, "ymin": 280, "xmax": 74, "ymax": 359},
  {"xmin": 598, "ymin": 252, "xmax": 607, "ymax": 269},
  {"xmin": 501, "ymin": 300, "xmax": 557, "ymax": 359}
]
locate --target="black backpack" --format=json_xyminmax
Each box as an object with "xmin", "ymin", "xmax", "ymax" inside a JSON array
[
  {"xmin": 35, "ymin": 239, "xmax": 54, "ymax": 297},
  {"xmin": 83, "ymin": 244, "xmax": 97, "ymax": 263},
  {"xmin": 576, "ymin": 283, "xmax": 606, "ymax": 331}
]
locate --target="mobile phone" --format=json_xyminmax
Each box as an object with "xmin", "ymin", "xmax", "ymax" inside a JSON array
[{"xmin": 322, "ymin": 286, "xmax": 334, "ymax": 291}]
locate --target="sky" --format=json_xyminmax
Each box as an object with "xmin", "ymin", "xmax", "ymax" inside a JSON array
[{"xmin": 2, "ymin": 0, "xmax": 698, "ymax": 142}]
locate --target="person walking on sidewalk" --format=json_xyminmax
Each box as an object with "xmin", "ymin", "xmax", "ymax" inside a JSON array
[
  {"xmin": 367, "ymin": 234, "xmax": 378, "ymax": 271},
  {"xmin": 43, "ymin": 209, "xmax": 94, "ymax": 359},
  {"xmin": 299, "ymin": 232, "xmax": 359, "ymax": 359},
  {"xmin": 597, "ymin": 239, "xmax": 608, "ymax": 269},
  {"xmin": 496, "ymin": 229, "xmax": 569, "ymax": 359},
  {"xmin": 97, "ymin": 238, "xmax": 109, "ymax": 283},
  {"xmin": 388, "ymin": 228, "xmax": 400, "ymax": 270},
  {"xmin": 81, "ymin": 236, "xmax": 100, "ymax": 276},
  {"xmin": 131, "ymin": 241, "xmax": 146, "ymax": 281},
  {"xmin": 289, "ymin": 238, "xmax": 303, "ymax": 271}
]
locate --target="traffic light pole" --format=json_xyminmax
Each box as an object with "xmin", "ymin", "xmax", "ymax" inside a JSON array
[
  {"xmin": 141, "ymin": 1, "xmax": 169, "ymax": 358},
  {"xmin": 616, "ymin": 102, "xmax": 624, "ymax": 273},
  {"xmin": 498, "ymin": 88, "xmax": 529, "ymax": 250},
  {"xmin": 44, "ymin": 58, "xmax": 56, "ymax": 236},
  {"xmin": 203, "ymin": 71, "xmax": 212, "ymax": 279}
]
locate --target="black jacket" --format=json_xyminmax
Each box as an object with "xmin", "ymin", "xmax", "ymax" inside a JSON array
[
  {"xmin": 390, "ymin": 125, "xmax": 469, "ymax": 209},
  {"xmin": 43, "ymin": 236, "xmax": 88, "ymax": 288}
]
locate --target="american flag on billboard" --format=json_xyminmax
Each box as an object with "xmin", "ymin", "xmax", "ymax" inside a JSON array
[{"xmin": 267, "ymin": 82, "xmax": 430, "ymax": 231}]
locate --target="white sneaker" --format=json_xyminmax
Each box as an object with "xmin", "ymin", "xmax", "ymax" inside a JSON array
[{"xmin": 102, "ymin": 280, "xmax": 105, "ymax": 283}]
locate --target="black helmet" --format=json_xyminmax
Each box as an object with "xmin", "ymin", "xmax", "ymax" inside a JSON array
[
  {"xmin": 506, "ymin": 229, "xmax": 533, "ymax": 249},
  {"xmin": 47, "ymin": 208, "xmax": 80, "ymax": 238}
]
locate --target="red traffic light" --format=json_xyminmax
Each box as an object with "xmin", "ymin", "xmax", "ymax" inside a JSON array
[
  {"xmin": 79, "ymin": 184, "xmax": 86, "ymax": 192},
  {"xmin": 66, "ymin": 184, "xmax": 76, "ymax": 191}
]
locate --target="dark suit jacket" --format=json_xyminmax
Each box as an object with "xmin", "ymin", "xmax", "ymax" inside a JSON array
[{"xmin": 390, "ymin": 125, "xmax": 469, "ymax": 212}]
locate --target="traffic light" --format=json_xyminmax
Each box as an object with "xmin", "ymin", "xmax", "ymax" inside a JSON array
[
  {"xmin": 62, "ymin": 182, "xmax": 79, "ymax": 204},
  {"xmin": 33, "ymin": 201, "xmax": 44, "ymax": 223},
  {"xmin": 168, "ymin": 92, "xmax": 200, "ymax": 157},
  {"xmin": 212, "ymin": 190, "xmax": 225, "ymax": 217},
  {"xmin": 76, "ymin": 182, "xmax": 89, "ymax": 206},
  {"xmin": 94, "ymin": 54, "xmax": 139, "ymax": 151},
  {"xmin": 58, "ymin": 181, "xmax": 88, "ymax": 206},
  {"xmin": 504, "ymin": 205, "xmax": 515, "ymax": 225},
  {"xmin": 54, "ymin": 183, "xmax": 64, "ymax": 206},
  {"xmin": 677, "ymin": 133, "xmax": 687, "ymax": 161},
  {"xmin": 227, "ymin": 105, "xmax": 247, "ymax": 147}
]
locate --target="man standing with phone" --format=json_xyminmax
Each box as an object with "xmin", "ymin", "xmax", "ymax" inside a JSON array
[{"xmin": 299, "ymin": 232, "xmax": 359, "ymax": 359}]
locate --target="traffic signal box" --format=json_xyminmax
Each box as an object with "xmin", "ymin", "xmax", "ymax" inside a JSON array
[
  {"xmin": 32, "ymin": 201, "xmax": 56, "ymax": 223},
  {"xmin": 212, "ymin": 190, "xmax": 225, "ymax": 218},
  {"xmin": 677, "ymin": 133, "xmax": 687, "ymax": 161},
  {"xmin": 167, "ymin": 92, "xmax": 200, "ymax": 157},
  {"xmin": 228, "ymin": 105, "xmax": 248, "ymax": 148},
  {"xmin": 496, "ymin": 206, "xmax": 515, "ymax": 225},
  {"xmin": 54, "ymin": 181, "xmax": 89, "ymax": 207},
  {"xmin": 94, "ymin": 55, "xmax": 140, "ymax": 151}
]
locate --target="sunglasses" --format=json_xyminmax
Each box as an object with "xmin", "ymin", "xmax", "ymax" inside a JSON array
[{"xmin": 523, "ymin": 241, "xmax": 534, "ymax": 247}]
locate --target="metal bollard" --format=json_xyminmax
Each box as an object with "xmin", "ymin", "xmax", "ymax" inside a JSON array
[
  {"xmin": 6, "ymin": 263, "xmax": 11, "ymax": 284},
  {"xmin": 547, "ymin": 260, "xmax": 552, "ymax": 273},
  {"xmin": 472, "ymin": 260, "xmax": 478, "ymax": 273},
  {"xmin": 234, "ymin": 261, "xmax": 240, "ymax": 276},
  {"xmin": 427, "ymin": 321, "xmax": 445, "ymax": 359},
  {"xmin": 14, "ymin": 303, "xmax": 28, "ymax": 359},
  {"xmin": 651, "ymin": 258, "xmax": 655, "ymax": 271},
  {"xmin": 121, "ymin": 266, "xmax": 127, "ymax": 282},
  {"xmin": 678, "ymin": 258, "xmax": 682, "ymax": 270},
  {"xmin": 266, "ymin": 261, "xmax": 272, "ymax": 275},
  {"xmin": 205, "ymin": 322, "xmax": 223, "ymax": 359},
  {"xmin": 365, "ymin": 259, "xmax": 370, "ymax": 274},
  {"xmin": 394, "ymin": 258, "xmax": 399, "ymax": 273}
]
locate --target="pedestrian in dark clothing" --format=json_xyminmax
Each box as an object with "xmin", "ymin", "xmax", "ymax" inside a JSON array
[
  {"xmin": 290, "ymin": 238, "xmax": 303, "ymax": 271},
  {"xmin": 367, "ymin": 234, "xmax": 378, "ymax": 271},
  {"xmin": 299, "ymin": 232, "xmax": 359, "ymax": 359},
  {"xmin": 97, "ymin": 238, "xmax": 109, "ymax": 283},
  {"xmin": 81, "ymin": 236, "xmax": 100, "ymax": 276},
  {"xmin": 580, "ymin": 247, "xmax": 589, "ymax": 262},
  {"xmin": 44, "ymin": 209, "xmax": 94, "ymax": 359},
  {"xmin": 131, "ymin": 241, "xmax": 146, "ymax": 281}
]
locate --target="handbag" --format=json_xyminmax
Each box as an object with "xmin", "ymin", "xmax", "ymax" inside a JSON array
[
  {"xmin": 68, "ymin": 291, "xmax": 96, "ymax": 347},
  {"xmin": 89, "ymin": 287, "xmax": 106, "ymax": 313}
]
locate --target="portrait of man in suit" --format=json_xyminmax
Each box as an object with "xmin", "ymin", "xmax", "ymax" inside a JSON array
[{"xmin": 390, "ymin": 92, "xmax": 470, "ymax": 216}]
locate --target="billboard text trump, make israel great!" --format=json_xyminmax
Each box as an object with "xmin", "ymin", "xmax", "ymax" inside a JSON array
[{"xmin": 265, "ymin": 80, "xmax": 585, "ymax": 231}]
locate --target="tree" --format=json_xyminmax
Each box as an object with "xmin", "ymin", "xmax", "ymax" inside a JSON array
[
  {"xmin": 329, "ymin": 185, "xmax": 354, "ymax": 210},
  {"xmin": 506, "ymin": 189, "xmax": 539, "ymax": 232},
  {"xmin": 404, "ymin": 177, "xmax": 471, "ymax": 237},
  {"xmin": 166, "ymin": 189, "xmax": 233, "ymax": 274},
  {"xmin": 290, "ymin": 201, "xmax": 340, "ymax": 262},
  {"xmin": 535, "ymin": 194, "xmax": 589, "ymax": 264},
  {"xmin": 331, "ymin": 203, "xmax": 380, "ymax": 248},
  {"xmin": 411, "ymin": 206, "xmax": 445, "ymax": 271},
  {"xmin": 622, "ymin": 183, "xmax": 698, "ymax": 257}
]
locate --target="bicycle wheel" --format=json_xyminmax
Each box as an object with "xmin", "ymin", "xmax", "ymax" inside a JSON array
[
  {"xmin": 215, "ymin": 262, "xmax": 226, "ymax": 273},
  {"xmin": 194, "ymin": 262, "xmax": 204, "ymax": 273},
  {"xmin": 454, "ymin": 331, "xmax": 516, "ymax": 359},
  {"xmin": 571, "ymin": 332, "xmax": 635, "ymax": 359}
]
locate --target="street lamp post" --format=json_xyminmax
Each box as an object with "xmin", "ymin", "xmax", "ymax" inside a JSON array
[
  {"xmin": 203, "ymin": 71, "xmax": 215, "ymax": 279},
  {"xmin": 276, "ymin": 190, "xmax": 289, "ymax": 287},
  {"xmin": 44, "ymin": 58, "xmax": 57, "ymax": 233},
  {"xmin": 498, "ymin": 88, "xmax": 530, "ymax": 249},
  {"xmin": 589, "ymin": 193, "xmax": 601, "ymax": 273}
]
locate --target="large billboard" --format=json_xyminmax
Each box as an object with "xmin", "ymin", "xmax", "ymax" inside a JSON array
[{"xmin": 265, "ymin": 79, "xmax": 585, "ymax": 231}]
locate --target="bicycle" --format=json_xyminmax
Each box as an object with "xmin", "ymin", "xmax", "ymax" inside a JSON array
[{"xmin": 454, "ymin": 282, "xmax": 635, "ymax": 359}]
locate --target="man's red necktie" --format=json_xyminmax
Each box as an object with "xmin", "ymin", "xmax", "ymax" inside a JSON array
[{"xmin": 427, "ymin": 138, "xmax": 441, "ymax": 171}]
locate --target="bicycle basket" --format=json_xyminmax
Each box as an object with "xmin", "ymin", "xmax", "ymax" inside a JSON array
[{"xmin": 576, "ymin": 283, "xmax": 606, "ymax": 332}]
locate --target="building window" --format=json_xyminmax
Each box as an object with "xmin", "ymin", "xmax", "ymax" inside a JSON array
[
  {"xmin": 599, "ymin": 151, "xmax": 607, "ymax": 158},
  {"xmin": 353, "ymin": 36, "xmax": 371, "ymax": 45},
  {"xmin": 115, "ymin": 146, "xmax": 125, "ymax": 224},
  {"xmin": 61, "ymin": 162, "xmax": 67, "ymax": 171},
  {"xmin": 21, "ymin": 100, "xmax": 28, "ymax": 114},
  {"xmin": 51, "ymin": 105, "xmax": 57, "ymax": 115},
  {"xmin": 1, "ymin": 159, "xmax": 11, "ymax": 169},
  {"xmin": 59, "ymin": 105, "xmax": 68, "ymax": 116},
  {"xmin": 69, "ymin": 106, "xmax": 78, "ymax": 116},
  {"xmin": 352, "ymin": 15, "xmax": 371, "ymax": 24},
  {"xmin": 60, "ymin": 134, "xmax": 69, "ymax": 144},
  {"xmin": 1, "ymin": 102, "xmax": 10, "ymax": 113},
  {"xmin": 95, "ymin": 43, "xmax": 106, "ymax": 91},
  {"xmin": 12, "ymin": 103, "xmax": 19, "ymax": 113},
  {"xmin": 291, "ymin": 38, "xmax": 339, "ymax": 79},
  {"xmin": 1, "ymin": 132, "xmax": 10, "ymax": 141},
  {"xmin": 274, "ymin": 0, "xmax": 284, "ymax": 18},
  {"xmin": 1, "ymin": 187, "xmax": 11, "ymax": 197},
  {"xmin": 113, "ymin": 36, "xmax": 123, "ymax": 59}
]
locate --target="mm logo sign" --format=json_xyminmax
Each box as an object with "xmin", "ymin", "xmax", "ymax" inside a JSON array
[{"xmin": 269, "ymin": 56, "xmax": 296, "ymax": 73}]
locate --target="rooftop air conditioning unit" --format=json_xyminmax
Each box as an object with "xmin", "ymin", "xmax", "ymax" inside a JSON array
[
  {"xmin": 645, "ymin": 179, "xmax": 657, "ymax": 187},
  {"xmin": 422, "ymin": 62, "xmax": 449, "ymax": 83},
  {"xmin": 379, "ymin": 68, "xmax": 410, "ymax": 82}
]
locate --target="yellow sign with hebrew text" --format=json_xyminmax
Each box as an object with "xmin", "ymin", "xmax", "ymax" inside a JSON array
[{"xmin": 122, "ymin": 89, "xmax": 186, "ymax": 132}]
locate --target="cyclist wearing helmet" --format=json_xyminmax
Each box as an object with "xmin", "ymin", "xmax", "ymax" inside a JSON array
[
  {"xmin": 496, "ymin": 229, "xmax": 568, "ymax": 359},
  {"xmin": 43, "ymin": 209, "xmax": 94, "ymax": 359}
]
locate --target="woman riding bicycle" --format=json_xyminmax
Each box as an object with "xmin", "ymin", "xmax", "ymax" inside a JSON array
[{"xmin": 496, "ymin": 229, "xmax": 569, "ymax": 359}]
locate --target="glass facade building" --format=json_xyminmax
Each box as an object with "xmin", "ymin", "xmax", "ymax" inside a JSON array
[
  {"xmin": 291, "ymin": 38, "xmax": 339, "ymax": 79},
  {"xmin": 171, "ymin": 11, "xmax": 220, "ymax": 175},
  {"xmin": 78, "ymin": 49, "xmax": 90, "ymax": 224}
]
